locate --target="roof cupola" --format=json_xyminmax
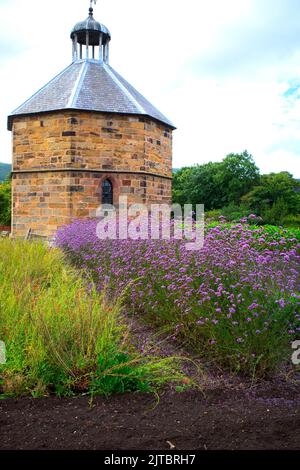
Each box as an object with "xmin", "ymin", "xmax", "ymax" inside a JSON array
[
  {"xmin": 70, "ymin": 1, "xmax": 111, "ymax": 63},
  {"xmin": 7, "ymin": 1, "xmax": 175, "ymax": 131}
]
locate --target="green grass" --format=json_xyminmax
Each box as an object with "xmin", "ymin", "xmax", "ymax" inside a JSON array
[
  {"xmin": 206, "ymin": 222, "xmax": 300, "ymax": 242},
  {"xmin": 0, "ymin": 239, "xmax": 187, "ymax": 397}
]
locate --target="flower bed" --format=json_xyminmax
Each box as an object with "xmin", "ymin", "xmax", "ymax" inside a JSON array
[{"xmin": 55, "ymin": 220, "xmax": 300, "ymax": 377}]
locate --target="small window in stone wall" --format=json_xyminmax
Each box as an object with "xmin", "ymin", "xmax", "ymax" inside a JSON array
[{"xmin": 102, "ymin": 179, "xmax": 113, "ymax": 205}]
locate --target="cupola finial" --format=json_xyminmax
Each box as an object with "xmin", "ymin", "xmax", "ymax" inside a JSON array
[
  {"xmin": 89, "ymin": 1, "xmax": 97, "ymax": 18},
  {"xmin": 90, "ymin": 0, "xmax": 97, "ymax": 10}
]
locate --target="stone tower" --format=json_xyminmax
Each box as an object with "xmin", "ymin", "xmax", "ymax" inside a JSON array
[{"xmin": 8, "ymin": 5, "xmax": 175, "ymax": 237}]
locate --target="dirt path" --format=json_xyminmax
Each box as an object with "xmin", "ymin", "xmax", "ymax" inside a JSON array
[{"xmin": 1, "ymin": 383, "xmax": 300, "ymax": 450}]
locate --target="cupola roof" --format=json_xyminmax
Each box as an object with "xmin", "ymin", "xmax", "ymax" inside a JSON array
[{"xmin": 71, "ymin": 7, "xmax": 111, "ymax": 46}]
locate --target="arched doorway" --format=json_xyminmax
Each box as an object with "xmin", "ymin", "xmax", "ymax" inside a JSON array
[{"xmin": 101, "ymin": 178, "xmax": 113, "ymax": 205}]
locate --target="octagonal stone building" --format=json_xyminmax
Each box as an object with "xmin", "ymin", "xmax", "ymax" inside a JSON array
[{"xmin": 8, "ymin": 6, "xmax": 175, "ymax": 237}]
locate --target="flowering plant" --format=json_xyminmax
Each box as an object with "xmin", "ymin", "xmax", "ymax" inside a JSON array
[{"xmin": 55, "ymin": 220, "xmax": 300, "ymax": 376}]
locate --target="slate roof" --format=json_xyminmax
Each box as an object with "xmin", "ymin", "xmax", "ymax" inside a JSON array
[{"xmin": 7, "ymin": 61, "xmax": 175, "ymax": 130}]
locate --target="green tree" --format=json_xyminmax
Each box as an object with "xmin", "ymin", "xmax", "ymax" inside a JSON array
[
  {"xmin": 172, "ymin": 151, "xmax": 259, "ymax": 210},
  {"xmin": 173, "ymin": 162, "xmax": 223, "ymax": 210},
  {"xmin": 242, "ymin": 172, "xmax": 300, "ymax": 217},
  {"xmin": 215, "ymin": 151, "xmax": 260, "ymax": 206},
  {"xmin": 0, "ymin": 180, "xmax": 11, "ymax": 226},
  {"xmin": 188, "ymin": 162, "xmax": 223, "ymax": 209},
  {"xmin": 172, "ymin": 167, "xmax": 194, "ymax": 206}
]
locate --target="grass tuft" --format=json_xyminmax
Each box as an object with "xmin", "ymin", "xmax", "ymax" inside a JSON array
[{"xmin": 0, "ymin": 239, "xmax": 187, "ymax": 397}]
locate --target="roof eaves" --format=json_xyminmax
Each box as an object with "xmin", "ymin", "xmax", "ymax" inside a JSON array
[{"xmin": 7, "ymin": 108, "xmax": 176, "ymax": 132}]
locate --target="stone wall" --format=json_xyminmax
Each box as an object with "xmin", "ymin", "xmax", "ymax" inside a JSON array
[
  {"xmin": 12, "ymin": 111, "xmax": 172, "ymax": 176},
  {"xmin": 11, "ymin": 111, "xmax": 173, "ymax": 237}
]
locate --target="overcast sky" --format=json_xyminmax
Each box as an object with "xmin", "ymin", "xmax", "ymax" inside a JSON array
[{"xmin": 1, "ymin": 0, "xmax": 300, "ymax": 177}]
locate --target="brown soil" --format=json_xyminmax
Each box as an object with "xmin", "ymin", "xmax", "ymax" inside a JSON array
[{"xmin": 1, "ymin": 379, "xmax": 300, "ymax": 450}]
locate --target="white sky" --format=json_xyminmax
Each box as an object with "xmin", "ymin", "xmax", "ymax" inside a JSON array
[{"xmin": 0, "ymin": 0, "xmax": 300, "ymax": 177}]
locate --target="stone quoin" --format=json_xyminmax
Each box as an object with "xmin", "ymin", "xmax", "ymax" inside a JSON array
[{"xmin": 8, "ymin": 4, "xmax": 175, "ymax": 237}]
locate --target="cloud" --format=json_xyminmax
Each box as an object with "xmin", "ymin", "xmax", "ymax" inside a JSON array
[
  {"xmin": 0, "ymin": 0, "xmax": 299, "ymax": 177},
  {"xmin": 188, "ymin": 0, "xmax": 300, "ymax": 79},
  {"xmin": 0, "ymin": 37, "xmax": 25, "ymax": 62}
]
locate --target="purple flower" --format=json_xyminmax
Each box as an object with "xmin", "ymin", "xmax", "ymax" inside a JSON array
[
  {"xmin": 277, "ymin": 299, "xmax": 285, "ymax": 308},
  {"xmin": 248, "ymin": 303, "xmax": 259, "ymax": 311},
  {"xmin": 54, "ymin": 217, "xmax": 299, "ymax": 373}
]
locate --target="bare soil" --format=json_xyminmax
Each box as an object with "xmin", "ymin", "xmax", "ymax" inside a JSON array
[
  {"xmin": 1, "ymin": 378, "xmax": 300, "ymax": 450},
  {"xmin": 1, "ymin": 319, "xmax": 300, "ymax": 450}
]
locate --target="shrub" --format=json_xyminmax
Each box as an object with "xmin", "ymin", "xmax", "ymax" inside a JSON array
[
  {"xmin": 280, "ymin": 214, "xmax": 300, "ymax": 228},
  {"xmin": 0, "ymin": 181, "xmax": 11, "ymax": 226},
  {"xmin": 0, "ymin": 239, "xmax": 186, "ymax": 397},
  {"xmin": 261, "ymin": 197, "xmax": 290, "ymax": 226},
  {"xmin": 220, "ymin": 203, "xmax": 249, "ymax": 222},
  {"xmin": 205, "ymin": 209, "xmax": 222, "ymax": 221},
  {"xmin": 55, "ymin": 219, "xmax": 300, "ymax": 378}
]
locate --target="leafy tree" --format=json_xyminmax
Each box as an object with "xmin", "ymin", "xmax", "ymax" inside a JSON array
[
  {"xmin": 172, "ymin": 162, "xmax": 223, "ymax": 210},
  {"xmin": 0, "ymin": 180, "xmax": 11, "ymax": 226},
  {"xmin": 172, "ymin": 152, "xmax": 299, "ymax": 227},
  {"xmin": 242, "ymin": 172, "xmax": 300, "ymax": 217},
  {"xmin": 188, "ymin": 162, "xmax": 224, "ymax": 209},
  {"xmin": 172, "ymin": 166, "xmax": 194, "ymax": 206},
  {"xmin": 215, "ymin": 151, "xmax": 260, "ymax": 206},
  {"xmin": 172, "ymin": 151, "xmax": 259, "ymax": 210}
]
